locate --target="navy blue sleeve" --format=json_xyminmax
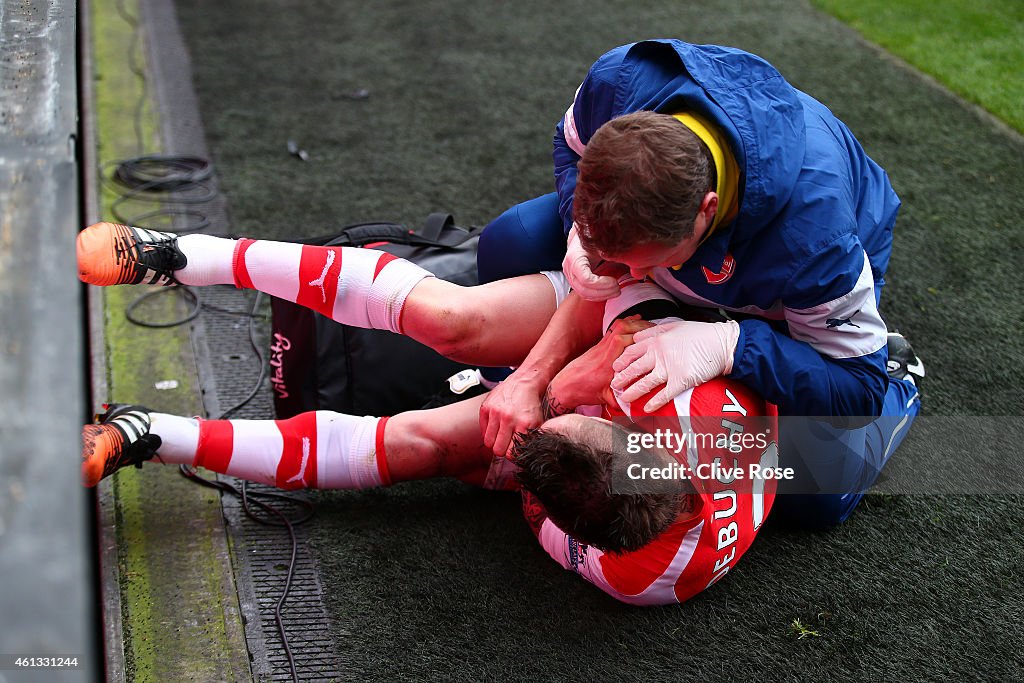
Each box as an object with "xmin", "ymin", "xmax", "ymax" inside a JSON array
[
  {"xmin": 552, "ymin": 118, "xmax": 580, "ymax": 234},
  {"xmin": 729, "ymin": 320, "xmax": 887, "ymax": 417},
  {"xmin": 728, "ymin": 234, "xmax": 888, "ymax": 417},
  {"xmin": 553, "ymin": 46, "xmax": 630, "ymax": 233}
]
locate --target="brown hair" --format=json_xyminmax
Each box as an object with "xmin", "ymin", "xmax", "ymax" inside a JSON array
[
  {"xmin": 573, "ymin": 110, "xmax": 713, "ymax": 257},
  {"xmin": 512, "ymin": 420, "xmax": 688, "ymax": 554}
]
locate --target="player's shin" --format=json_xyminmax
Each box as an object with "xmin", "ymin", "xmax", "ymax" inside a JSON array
[
  {"xmin": 76, "ymin": 222, "xmax": 431, "ymax": 334},
  {"xmin": 156, "ymin": 411, "xmax": 390, "ymax": 490},
  {"xmin": 230, "ymin": 239, "xmax": 431, "ymax": 333}
]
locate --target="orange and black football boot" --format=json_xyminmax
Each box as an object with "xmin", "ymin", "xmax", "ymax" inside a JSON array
[
  {"xmin": 81, "ymin": 404, "xmax": 161, "ymax": 487},
  {"xmin": 76, "ymin": 221, "xmax": 186, "ymax": 286}
]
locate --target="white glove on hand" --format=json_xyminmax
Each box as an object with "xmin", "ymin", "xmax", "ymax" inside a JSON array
[
  {"xmin": 562, "ymin": 223, "xmax": 621, "ymax": 301},
  {"xmin": 610, "ymin": 319, "xmax": 741, "ymax": 412}
]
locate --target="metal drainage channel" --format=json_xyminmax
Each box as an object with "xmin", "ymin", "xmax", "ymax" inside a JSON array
[
  {"xmin": 199, "ymin": 288, "xmax": 346, "ymax": 682},
  {"xmin": 141, "ymin": 0, "xmax": 347, "ymax": 679}
]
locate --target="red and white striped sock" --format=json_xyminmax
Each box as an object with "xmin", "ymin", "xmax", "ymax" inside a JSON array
[
  {"xmin": 149, "ymin": 413, "xmax": 201, "ymax": 464},
  {"xmin": 149, "ymin": 411, "xmax": 391, "ymax": 490},
  {"xmin": 235, "ymin": 239, "xmax": 430, "ymax": 333},
  {"xmin": 175, "ymin": 235, "xmax": 432, "ymax": 334},
  {"xmin": 175, "ymin": 234, "xmax": 237, "ymax": 286}
]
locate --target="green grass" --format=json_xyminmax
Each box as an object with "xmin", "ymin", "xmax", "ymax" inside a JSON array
[
  {"xmin": 812, "ymin": 0, "xmax": 1024, "ymax": 131},
  {"xmin": 790, "ymin": 618, "xmax": 823, "ymax": 640}
]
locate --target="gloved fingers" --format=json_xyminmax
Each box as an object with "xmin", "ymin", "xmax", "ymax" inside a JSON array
[
  {"xmin": 563, "ymin": 224, "xmax": 621, "ymax": 301},
  {"xmin": 611, "ymin": 339, "xmax": 650, "ymax": 375},
  {"xmin": 610, "ymin": 349, "xmax": 658, "ymax": 395},
  {"xmin": 642, "ymin": 381, "xmax": 686, "ymax": 413},
  {"xmin": 616, "ymin": 369, "xmax": 668, "ymax": 405},
  {"xmin": 571, "ymin": 269, "xmax": 621, "ymax": 301}
]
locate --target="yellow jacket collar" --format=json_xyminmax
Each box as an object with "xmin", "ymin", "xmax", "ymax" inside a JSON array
[{"xmin": 672, "ymin": 111, "xmax": 740, "ymax": 243}]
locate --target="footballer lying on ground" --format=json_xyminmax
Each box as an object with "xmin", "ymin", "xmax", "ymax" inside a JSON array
[{"xmin": 77, "ymin": 222, "xmax": 777, "ymax": 606}]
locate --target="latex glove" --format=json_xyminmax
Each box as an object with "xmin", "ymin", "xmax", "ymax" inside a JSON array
[
  {"xmin": 479, "ymin": 370, "xmax": 548, "ymax": 458},
  {"xmin": 611, "ymin": 319, "xmax": 741, "ymax": 412},
  {"xmin": 562, "ymin": 223, "xmax": 621, "ymax": 301}
]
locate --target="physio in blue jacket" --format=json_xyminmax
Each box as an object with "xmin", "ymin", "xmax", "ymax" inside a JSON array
[{"xmin": 477, "ymin": 40, "xmax": 924, "ymax": 528}]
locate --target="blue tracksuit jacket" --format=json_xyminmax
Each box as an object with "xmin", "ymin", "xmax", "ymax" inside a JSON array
[{"xmin": 553, "ymin": 40, "xmax": 900, "ymax": 417}]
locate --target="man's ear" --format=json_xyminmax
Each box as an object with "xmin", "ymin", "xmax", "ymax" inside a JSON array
[{"xmin": 700, "ymin": 191, "xmax": 719, "ymax": 223}]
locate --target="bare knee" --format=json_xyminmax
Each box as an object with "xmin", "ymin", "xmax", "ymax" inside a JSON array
[{"xmin": 402, "ymin": 276, "xmax": 553, "ymax": 365}]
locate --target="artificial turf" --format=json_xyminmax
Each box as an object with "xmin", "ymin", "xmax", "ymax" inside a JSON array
[{"xmin": 168, "ymin": 0, "xmax": 1023, "ymax": 679}]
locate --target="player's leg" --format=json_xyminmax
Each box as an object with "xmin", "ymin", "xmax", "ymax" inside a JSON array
[
  {"xmin": 399, "ymin": 274, "xmax": 558, "ymax": 366},
  {"xmin": 411, "ymin": 263, "xmax": 681, "ymax": 372},
  {"xmin": 76, "ymin": 223, "xmax": 559, "ymax": 366},
  {"xmin": 378, "ymin": 393, "xmax": 494, "ymax": 482},
  {"xmin": 75, "ymin": 195, "xmax": 570, "ymax": 294},
  {"xmin": 81, "ymin": 395, "xmax": 494, "ymax": 489}
]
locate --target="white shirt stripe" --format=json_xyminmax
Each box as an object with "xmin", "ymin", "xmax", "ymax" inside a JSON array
[
  {"xmin": 561, "ymin": 84, "xmax": 587, "ymax": 157},
  {"xmin": 785, "ymin": 251, "xmax": 886, "ymax": 359},
  {"xmin": 537, "ymin": 518, "xmax": 704, "ymax": 606}
]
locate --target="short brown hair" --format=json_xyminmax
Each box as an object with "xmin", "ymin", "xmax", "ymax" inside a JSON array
[
  {"xmin": 573, "ymin": 110, "xmax": 713, "ymax": 257},
  {"xmin": 511, "ymin": 421, "xmax": 686, "ymax": 554}
]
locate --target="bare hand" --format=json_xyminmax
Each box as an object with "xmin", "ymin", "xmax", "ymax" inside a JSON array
[
  {"xmin": 551, "ymin": 316, "xmax": 655, "ymax": 408},
  {"xmin": 479, "ymin": 371, "xmax": 548, "ymax": 458}
]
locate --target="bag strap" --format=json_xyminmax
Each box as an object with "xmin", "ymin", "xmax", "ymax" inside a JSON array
[
  {"xmin": 330, "ymin": 222, "xmax": 413, "ymax": 246},
  {"xmin": 316, "ymin": 217, "xmax": 482, "ymax": 250},
  {"xmin": 420, "ymin": 213, "xmax": 485, "ymax": 248},
  {"xmin": 421, "ymin": 212, "xmax": 455, "ymax": 241},
  {"xmin": 296, "ymin": 221, "xmax": 404, "ymax": 246}
]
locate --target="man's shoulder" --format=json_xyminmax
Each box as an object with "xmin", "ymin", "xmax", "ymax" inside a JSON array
[
  {"xmin": 738, "ymin": 193, "xmax": 863, "ymax": 271},
  {"xmin": 626, "ymin": 40, "xmax": 784, "ymax": 86}
]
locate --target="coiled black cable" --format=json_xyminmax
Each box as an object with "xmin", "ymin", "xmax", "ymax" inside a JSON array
[
  {"xmin": 105, "ymin": 152, "xmax": 222, "ymax": 329},
  {"xmin": 104, "ymin": 155, "xmax": 217, "ymax": 234}
]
